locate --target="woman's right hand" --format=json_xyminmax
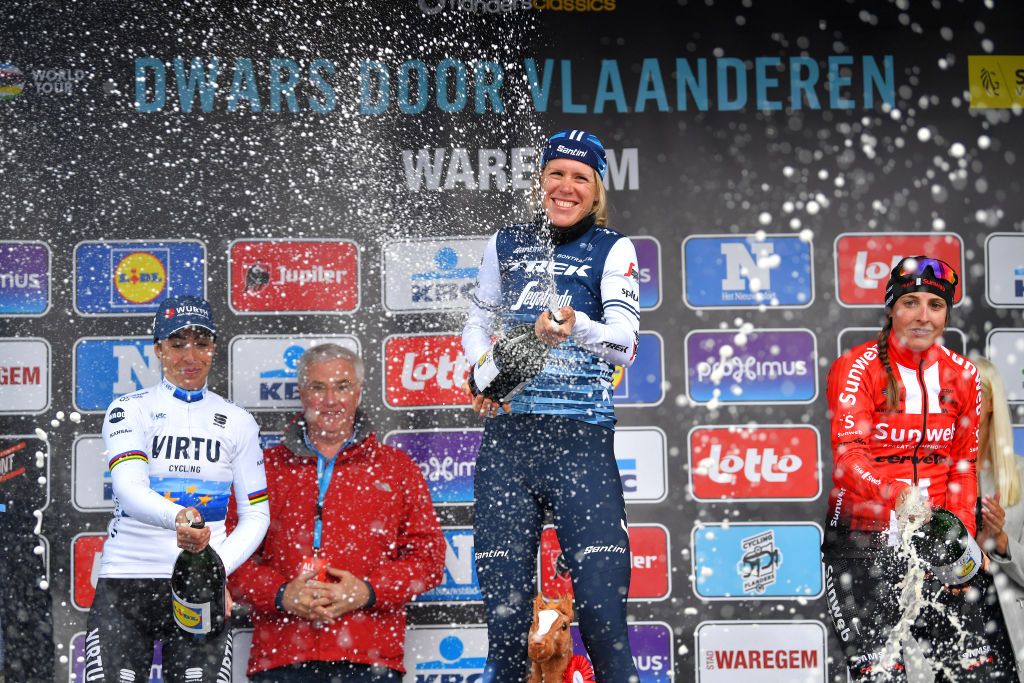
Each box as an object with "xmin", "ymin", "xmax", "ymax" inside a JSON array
[
  {"xmin": 175, "ymin": 507, "xmax": 211, "ymax": 552},
  {"xmin": 462, "ymin": 382, "xmax": 510, "ymax": 418}
]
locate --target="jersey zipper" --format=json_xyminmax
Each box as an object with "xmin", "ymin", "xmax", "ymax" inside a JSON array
[{"xmin": 910, "ymin": 357, "xmax": 928, "ymax": 485}]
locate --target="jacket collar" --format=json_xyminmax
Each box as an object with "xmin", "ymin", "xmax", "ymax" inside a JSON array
[
  {"xmin": 160, "ymin": 377, "xmax": 206, "ymax": 403},
  {"xmin": 281, "ymin": 410, "xmax": 371, "ymax": 461},
  {"xmin": 886, "ymin": 329, "xmax": 942, "ymax": 369}
]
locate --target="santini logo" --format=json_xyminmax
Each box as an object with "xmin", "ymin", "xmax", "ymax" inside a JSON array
[{"xmin": 555, "ymin": 144, "xmax": 586, "ymax": 158}]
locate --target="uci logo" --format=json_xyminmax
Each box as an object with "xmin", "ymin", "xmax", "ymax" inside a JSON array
[{"xmin": 113, "ymin": 252, "xmax": 167, "ymax": 304}]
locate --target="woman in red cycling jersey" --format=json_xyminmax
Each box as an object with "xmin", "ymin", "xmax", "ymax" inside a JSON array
[{"xmin": 822, "ymin": 255, "xmax": 1015, "ymax": 681}]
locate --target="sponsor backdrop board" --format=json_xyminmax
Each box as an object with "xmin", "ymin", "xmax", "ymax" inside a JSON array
[{"xmin": 2, "ymin": 3, "xmax": 1023, "ymax": 680}]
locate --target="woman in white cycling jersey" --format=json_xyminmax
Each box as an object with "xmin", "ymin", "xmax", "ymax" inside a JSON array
[{"xmin": 84, "ymin": 295, "xmax": 269, "ymax": 683}]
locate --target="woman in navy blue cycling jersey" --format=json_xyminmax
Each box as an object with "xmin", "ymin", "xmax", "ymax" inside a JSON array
[{"xmin": 462, "ymin": 129, "xmax": 641, "ymax": 682}]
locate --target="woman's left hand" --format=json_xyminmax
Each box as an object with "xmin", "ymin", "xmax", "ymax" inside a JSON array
[
  {"xmin": 535, "ymin": 307, "xmax": 575, "ymax": 346},
  {"xmin": 979, "ymin": 493, "xmax": 1009, "ymax": 556},
  {"xmin": 307, "ymin": 568, "xmax": 372, "ymax": 623}
]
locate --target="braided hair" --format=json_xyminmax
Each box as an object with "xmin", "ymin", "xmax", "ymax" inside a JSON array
[{"xmin": 876, "ymin": 316, "xmax": 901, "ymax": 412}]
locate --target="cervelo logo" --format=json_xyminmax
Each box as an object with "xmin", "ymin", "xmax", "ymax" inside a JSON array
[
  {"xmin": 509, "ymin": 259, "xmax": 592, "ymax": 277},
  {"xmin": 695, "ymin": 620, "xmax": 827, "ymax": 679},
  {"xmin": 383, "ymin": 334, "xmax": 471, "ymax": 409},
  {"xmin": 689, "ymin": 425, "xmax": 821, "ymax": 502},
  {"xmin": 511, "ymin": 281, "xmax": 573, "ymax": 312},
  {"xmin": 833, "ymin": 232, "xmax": 964, "ymax": 307}
]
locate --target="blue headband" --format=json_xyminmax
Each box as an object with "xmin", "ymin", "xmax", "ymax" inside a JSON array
[{"xmin": 541, "ymin": 129, "xmax": 607, "ymax": 179}]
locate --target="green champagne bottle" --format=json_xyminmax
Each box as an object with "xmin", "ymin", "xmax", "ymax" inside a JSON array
[
  {"xmin": 171, "ymin": 511, "xmax": 226, "ymax": 638},
  {"xmin": 468, "ymin": 323, "xmax": 551, "ymax": 403},
  {"xmin": 911, "ymin": 506, "xmax": 982, "ymax": 586}
]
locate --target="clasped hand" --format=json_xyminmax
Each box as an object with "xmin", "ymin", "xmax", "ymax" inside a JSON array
[{"xmin": 282, "ymin": 567, "xmax": 371, "ymax": 624}]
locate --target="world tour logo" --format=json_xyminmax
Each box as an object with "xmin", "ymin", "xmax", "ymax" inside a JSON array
[
  {"xmin": 685, "ymin": 329, "xmax": 817, "ymax": 405},
  {"xmin": 132, "ymin": 54, "xmax": 895, "ymax": 116}
]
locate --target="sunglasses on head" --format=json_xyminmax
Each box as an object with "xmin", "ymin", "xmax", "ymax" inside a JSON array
[{"xmin": 895, "ymin": 256, "xmax": 959, "ymax": 286}]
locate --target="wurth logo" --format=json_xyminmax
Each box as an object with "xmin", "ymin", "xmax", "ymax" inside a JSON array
[
  {"xmin": 690, "ymin": 425, "xmax": 821, "ymax": 501},
  {"xmin": 509, "ymin": 260, "xmax": 592, "ymax": 277},
  {"xmin": 383, "ymin": 334, "xmax": 472, "ymax": 409}
]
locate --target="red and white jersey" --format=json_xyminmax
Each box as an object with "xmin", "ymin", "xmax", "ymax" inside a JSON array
[{"xmin": 826, "ymin": 332, "xmax": 981, "ymax": 534}]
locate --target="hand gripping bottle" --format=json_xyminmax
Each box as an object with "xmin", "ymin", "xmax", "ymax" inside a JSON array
[
  {"xmin": 912, "ymin": 506, "xmax": 982, "ymax": 585},
  {"xmin": 171, "ymin": 510, "xmax": 226, "ymax": 638}
]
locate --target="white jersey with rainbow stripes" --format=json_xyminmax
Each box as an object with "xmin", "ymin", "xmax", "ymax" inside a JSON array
[{"xmin": 100, "ymin": 378, "xmax": 269, "ymax": 578}]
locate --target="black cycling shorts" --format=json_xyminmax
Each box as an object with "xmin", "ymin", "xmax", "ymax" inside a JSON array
[{"xmin": 84, "ymin": 577, "xmax": 232, "ymax": 683}]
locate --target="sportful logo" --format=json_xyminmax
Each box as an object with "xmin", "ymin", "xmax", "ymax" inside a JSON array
[
  {"xmin": 228, "ymin": 239, "xmax": 360, "ymax": 314},
  {"xmin": 689, "ymin": 426, "xmax": 821, "ymax": 502},
  {"xmin": 228, "ymin": 335, "xmax": 360, "ymax": 410},
  {"xmin": 73, "ymin": 337, "xmax": 159, "ymax": 412},
  {"xmin": 74, "ymin": 240, "xmax": 206, "ymax": 316},
  {"xmin": 833, "ymin": 232, "xmax": 964, "ymax": 307},
  {"xmin": 683, "ymin": 235, "xmax": 813, "ymax": 309},
  {"xmin": 685, "ymin": 329, "xmax": 817, "ymax": 405},
  {"xmin": 383, "ymin": 334, "xmax": 471, "ymax": 409},
  {"xmin": 382, "ymin": 237, "xmax": 486, "ymax": 313}
]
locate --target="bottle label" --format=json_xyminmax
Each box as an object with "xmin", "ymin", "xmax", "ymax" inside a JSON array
[
  {"xmin": 172, "ymin": 589, "xmax": 213, "ymax": 635},
  {"xmin": 929, "ymin": 535, "xmax": 983, "ymax": 586},
  {"xmin": 472, "ymin": 349, "xmax": 501, "ymax": 392}
]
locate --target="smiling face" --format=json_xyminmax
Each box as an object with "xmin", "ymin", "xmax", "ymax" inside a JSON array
[
  {"xmin": 890, "ymin": 292, "xmax": 948, "ymax": 353},
  {"xmin": 298, "ymin": 357, "xmax": 363, "ymax": 445},
  {"xmin": 154, "ymin": 328, "xmax": 215, "ymax": 391},
  {"xmin": 541, "ymin": 157, "xmax": 599, "ymax": 228}
]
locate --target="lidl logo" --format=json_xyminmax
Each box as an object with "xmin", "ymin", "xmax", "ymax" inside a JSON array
[
  {"xmin": 74, "ymin": 240, "xmax": 206, "ymax": 315},
  {"xmin": 683, "ymin": 234, "xmax": 813, "ymax": 308},
  {"xmin": 968, "ymin": 55, "xmax": 1024, "ymax": 109},
  {"xmin": 692, "ymin": 522, "xmax": 823, "ymax": 600},
  {"xmin": 414, "ymin": 528, "xmax": 481, "ymax": 603},
  {"xmin": 73, "ymin": 337, "xmax": 159, "ymax": 412},
  {"xmin": 113, "ymin": 251, "xmax": 166, "ymax": 304}
]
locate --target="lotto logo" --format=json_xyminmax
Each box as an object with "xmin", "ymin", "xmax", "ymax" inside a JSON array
[
  {"xmin": 833, "ymin": 233, "xmax": 963, "ymax": 307},
  {"xmin": 689, "ymin": 425, "xmax": 821, "ymax": 502},
  {"xmin": 383, "ymin": 334, "xmax": 471, "ymax": 409}
]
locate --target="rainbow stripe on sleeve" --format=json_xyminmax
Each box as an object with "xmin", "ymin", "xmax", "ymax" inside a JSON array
[
  {"xmin": 248, "ymin": 489, "xmax": 268, "ymax": 505},
  {"xmin": 109, "ymin": 451, "xmax": 149, "ymax": 470}
]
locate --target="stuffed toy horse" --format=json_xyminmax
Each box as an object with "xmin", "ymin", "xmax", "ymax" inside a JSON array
[{"xmin": 527, "ymin": 593, "xmax": 596, "ymax": 683}]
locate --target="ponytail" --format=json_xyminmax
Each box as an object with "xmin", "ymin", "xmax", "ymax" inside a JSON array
[{"xmin": 876, "ymin": 317, "xmax": 901, "ymax": 412}]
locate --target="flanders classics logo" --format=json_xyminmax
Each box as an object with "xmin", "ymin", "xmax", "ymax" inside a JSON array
[{"xmin": 968, "ymin": 55, "xmax": 1024, "ymax": 108}]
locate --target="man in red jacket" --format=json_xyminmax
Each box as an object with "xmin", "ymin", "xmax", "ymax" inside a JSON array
[{"xmin": 228, "ymin": 343, "xmax": 445, "ymax": 682}]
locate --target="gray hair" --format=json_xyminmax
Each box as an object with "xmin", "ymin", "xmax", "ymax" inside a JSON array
[{"xmin": 296, "ymin": 343, "xmax": 364, "ymax": 386}]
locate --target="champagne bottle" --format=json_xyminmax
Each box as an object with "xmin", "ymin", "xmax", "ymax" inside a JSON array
[
  {"xmin": 911, "ymin": 506, "xmax": 982, "ymax": 586},
  {"xmin": 171, "ymin": 510, "xmax": 226, "ymax": 637},
  {"xmin": 468, "ymin": 323, "xmax": 551, "ymax": 403}
]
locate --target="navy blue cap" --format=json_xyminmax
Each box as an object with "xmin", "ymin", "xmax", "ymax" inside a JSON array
[
  {"xmin": 541, "ymin": 129, "xmax": 607, "ymax": 179},
  {"xmin": 154, "ymin": 296, "xmax": 217, "ymax": 340}
]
